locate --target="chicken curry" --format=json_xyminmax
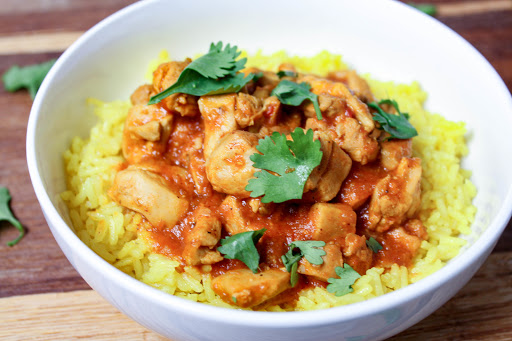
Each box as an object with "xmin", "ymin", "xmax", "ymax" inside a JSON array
[{"xmin": 109, "ymin": 43, "xmax": 426, "ymax": 309}]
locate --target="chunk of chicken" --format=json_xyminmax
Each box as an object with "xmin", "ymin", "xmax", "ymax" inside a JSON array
[
  {"xmin": 152, "ymin": 60, "xmax": 199, "ymax": 117},
  {"xmin": 367, "ymin": 157, "xmax": 422, "ymax": 232},
  {"xmin": 130, "ymin": 84, "xmax": 152, "ymax": 105},
  {"xmin": 122, "ymin": 104, "xmax": 173, "ymax": 164},
  {"xmin": 205, "ymin": 131, "xmax": 259, "ymax": 197},
  {"xmin": 327, "ymin": 70, "xmax": 376, "ymax": 103},
  {"xmin": 343, "ymin": 233, "xmax": 373, "ymax": 275},
  {"xmin": 332, "ymin": 115, "xmax": 380, "ymax": 164},
  {"xmin": 297, "ymin": 242, "xmax": 343, "ymax": 282},
  {"xmin": 219, "ymin": 196, "xmax": 263, "ymax": 235},
  {"xmin": 212, "ymin": 268, "xmax": 290, "ymax": 308},
  {"xmin": 309, "ymin": 203, "xmax": 356, "ymax": 243},
  {"xmin": 299, "ymin": 74, "xmax": 375, "ymax": 132},
  {"xmin": 380, "ymin": 139, "xmax": 413, "ymax": 171},
  {"xmin": 182, "ymin": 206, "xmax": 223, "ymax": 266},
  {"xmin": 404, "ymin": 218, "xmax": 428, "ymax": 240},
  {"xmin": 304, "ymin": 131, "xmax": 352, "ymax": 202},
  {"xmin": 303, "ymin": 94, "xmax": 347, "ymax": 119},
  {"xmin": 109, "ymin": 166, "xmax": 189, "ymax": 228},
  {"xmin": 199, "ymin": 93, "xmax": 263, "ymax": 160}
]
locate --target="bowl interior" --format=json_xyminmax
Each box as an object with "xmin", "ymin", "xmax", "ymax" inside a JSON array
[{"xmin": 28, "ymin": 0, "xmax": 512, "ymax": 330}]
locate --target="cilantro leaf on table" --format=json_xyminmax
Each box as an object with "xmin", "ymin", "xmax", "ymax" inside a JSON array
[
  {"xmin": 366, "ymin": 237, "xmax": 383, "ymax": 253},
  {"xmin": 271, "ymin": 80, "xmax": 323, "ymax": 120},
  {"xmin": 2, "ymin": 59, "xmax": 56, "ymax": 99},
  {"xmin": 281, "ymin": 240, "xmax": 326, "ymax": 287},
  {"xmin": 245, "ymin": 128, "xmax": 323, "ymax": 203},
  {"xmin": 326, "ymin": 264, "xmax": 361, "ymax": 297},
  {"xmin": 368, "ymin": 99, "xmax": 418, "ymax": 140},
  {"xmin": 0, "ymin": 187, "xmax": 25, "ymax": 246},
  {"xmin": 408, "ymin": 3, "xmax": 437, "ymax": 16},
  {"xmin": 148, "ymin": 42, "xmax": 256, "ymax": 104},
  {"xmin": 217, "ymin": 228, "xmax": 266, "ymax": 273}
]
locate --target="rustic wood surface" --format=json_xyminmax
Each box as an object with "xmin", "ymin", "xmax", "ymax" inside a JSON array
[{"xmin": 0, "ymin": 0, "xmax": 511, "ymax": 340}]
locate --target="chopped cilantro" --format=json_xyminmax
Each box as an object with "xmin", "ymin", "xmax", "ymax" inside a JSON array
[
  {"xmin": 245, "ymin": 128, "xmax": 323, "ymax": 203},
  {"xmin": 271, "ymin": 80, "xmax": 323, "ymax": 120},
  {"xmin": 366, "ymin": 237, "xmax": 383, "ymax": 253},
  {"xmin": 326, "ymin": 264, "xmax": 361, "ymax": 297},
  {"xmin": 277, "ymin": 70, "xmax": 298, "ymax": 78},
  {"xmin": 217, "ymin": 228, "xmax": 266, "ymax": 273},
  {"xmin": 148, "ymin": 42, "xmax": 256, "ymax": 104},
  {"xmin": 282, "ymin": 240, "xmax": 326, "ymax": 287},
  {"xmin": 2, "ymin": 59, "xmax": 56, "ymax": 99},
  {"xmin": 408, "ymin": 3, "xmax": 437, "ymax": 16},
  {"xmin": 0, "ymin": 187, "xmax": 25, "ymax": 246},
  {"xmin": 232, "ymin": 296, "xmax": 237, "ymax": 303},
  {"xmin": 368, "ymin": 99, "xmax": 418, "ymax": 140}
]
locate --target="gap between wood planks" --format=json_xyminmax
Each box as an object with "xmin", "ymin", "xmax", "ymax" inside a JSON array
[{"xmin": 0, "ymin": 0, "xmax": 511, "ymax": 56}]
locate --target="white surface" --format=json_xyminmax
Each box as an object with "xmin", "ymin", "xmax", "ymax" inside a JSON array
[{"xmin": 26, "ymin": 0, "xmax": 512, "ymax": 340}]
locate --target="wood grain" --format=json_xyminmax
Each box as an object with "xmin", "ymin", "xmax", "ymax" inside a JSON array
[{"xmin": 0, "ymin": 252, "xmax": 510, "ymax": 341}]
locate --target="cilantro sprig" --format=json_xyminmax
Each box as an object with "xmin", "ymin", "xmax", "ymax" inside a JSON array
[
  {"xmin": 281, "ymin": 240, "xmax": 326, "ymax": 287},
  {"xmin": 366, "ymin": 237, "xmax": 383, "ymax": 253},
  {"xmin": 408, "ymin": 3, "xmax": 437, "ymax": 16},
  {"xmin": 368, "ymin": 99, "xmax": 418, "ymax": 140},
  {"xmin": 271, "ymin": 80, "xmax": 323, "ymax": 120},
  {"xmin": 217, "ymin": 228, "xmax": 266, "ymax": 273},
  {"xmin": 245, "ymin": 128, "xmax": 323, "ymax": 203},
  {"xmin": 2, "ymin": 59, "xmax": 56, "ymax": 99},
  {"xmin": 326, "ymin": 264, "xmax": 361, "ymax": 297},
  {"xmin": 0, "ymin": 187, "xmax": 25, "ymax": 246},
  {"xmin": 277, "ymin": 70, "xmax": 298, "ymax": 78},
  {"xmin": 148, "ymin": 42, "xmax": 256, "ymax": 104}
]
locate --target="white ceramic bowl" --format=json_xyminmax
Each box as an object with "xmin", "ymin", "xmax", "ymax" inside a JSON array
[{"xmin": 26, "ymin": 0, "xmax": 512, "ymax": 340}]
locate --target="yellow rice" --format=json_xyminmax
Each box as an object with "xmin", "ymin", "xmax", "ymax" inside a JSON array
[{"xmin": 61, "ymin": 50, "xmax": 476, "ymax": 311}]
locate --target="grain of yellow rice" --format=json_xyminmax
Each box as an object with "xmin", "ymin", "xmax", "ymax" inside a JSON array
[{"xmin": 61, "ymin": 50, "xmax": 476, "ymax": 311}]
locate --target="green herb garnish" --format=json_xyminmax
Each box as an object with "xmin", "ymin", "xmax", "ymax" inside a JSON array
[
  {"xmin": 148, "ymin": 42, "xmax": 256, "ymax": 104},
  {"xmin": 326, "ymin": 264, "xmax": 361, "ymax": 297},
  {"xmin": 277, "ymin": 70, "xmax": 298, "ymax": 78},
  {"xmin": 0, "ymin": 187, "xmax": 25, "ymax": 246},
  {"xmin": 271, "ymin": 80, "xmax": 322, "ymax": 120},
  {"xmin": 217, "ymin": 228, "xmax": 266, "ymax": 273},
  {"xmin": 368, "ymin": 99, "xmax": 418, "ymax": 140},
  {"xmin": 281, "ymin": 240, "xmax": 326, "ymax": 287},
  {"xmin": 366, "ymin": 237, "xmax": 383, "ymax": 253},
  {"xmin": 245, "ymin": 127, "xmax": 323, "ymax": 203},
  {"xmin": 2, "ymin": 59, "xmax": 56, "ymax": 99},
  {"xmin": 408, "ymin": 3, "xmax": 437, "ymax": 16}
]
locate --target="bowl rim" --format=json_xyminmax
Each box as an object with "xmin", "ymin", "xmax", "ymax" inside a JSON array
[{"xmin": 26, "ymin": 0, "xmax": 512, "ymax": 329}]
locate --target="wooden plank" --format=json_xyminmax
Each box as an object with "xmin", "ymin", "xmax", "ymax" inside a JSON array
[
  {"xmin": 0, "ymin": 252, "xmax": 510, "ymax": 340},
  {"xmin": 437, "ymin": 0, "xmax": 512, "ymax": 16},
  {"xmin": 0, "ymin": 31, "xmax": 83, "ymax": 55}
]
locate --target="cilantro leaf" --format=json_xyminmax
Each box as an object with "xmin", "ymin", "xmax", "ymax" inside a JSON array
[
  {"xmin": 326, "ymin": 264, "xmax": 361, "ymax": 297},
  {"xmin": 408, "ymin": 3, "xmax": 437, "ymax": 16},
  {"xmin": 281, "ymin": 240, "xmax": 326, "ymax": 287},
  {"xmin": 217, "ymin": 228, "xmax": 266, "ymax": 273},
  {"xmin": 291, "ymin": 240, "xmax": 326, "ymax": 265},
  {"xmin": 271, "ymin": 80, "xmax": 322, "ymax": 120},
  {"xmin": 0, "ymin": 187, "xmax": 25, "ymax": 246},
  {"xmin": 277, "ymin": 70, "xmax": 298, "ymax": 78},
  {"xmin": 148, "ymin": 42, "xmax": 255, "ymax": 104},
  {"xmin": 366, "ymin": 237, "xmax": 383, "ymax": 253},
  {"xmin": 368, "ymin": 99, "xmax": 418, "ymax": 140},
  {"xmin": 245, "ymin": 128, "xmax": 323, "ymax": 203},
  {"xmin": 2, "ymin": 59, "xmax": 56, "ymax": 99}
]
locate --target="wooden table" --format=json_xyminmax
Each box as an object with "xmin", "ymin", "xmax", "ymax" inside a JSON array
[{"xmin": 0, "ymin": 1, "xmax": 511, "ymax": 340}]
